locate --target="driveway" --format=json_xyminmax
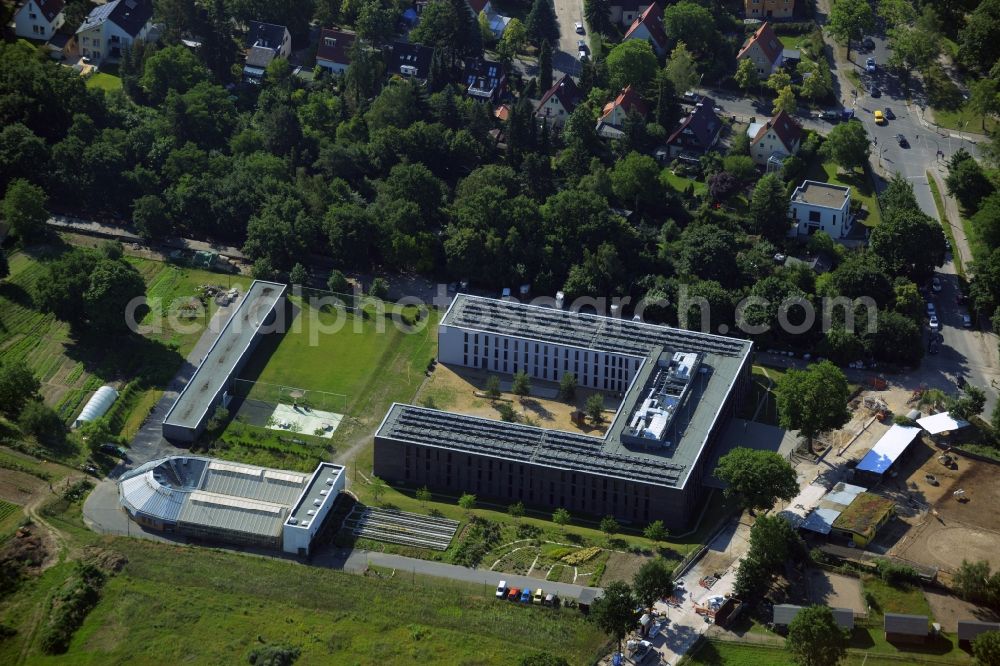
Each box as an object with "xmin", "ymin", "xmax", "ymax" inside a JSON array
[{"xmin": 551, "ymin": 0, "xmax": 584, "ymax": 76}]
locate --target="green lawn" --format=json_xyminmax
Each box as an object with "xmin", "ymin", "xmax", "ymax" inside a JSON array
[
  {"xmin": 805, "ymin": 157, "xmax": 881, "ymax": 227},
  {"xmin": 926, "ymin": 172, "xmax": 964, "ymax": 276},
  {"xmin": 663, "ymin": 170, "xmax": 708, "ymax": 196},
  {"xmin": 933, "ymin": 105, "xmax": 999, "ymax": 135},
  {"xmin": 84, "ymin": 72, "xmax": 122, "ymax": 92},
  {"xmin": 778, "ymin": 35, "xmax": 802, "ymax": 48},
  {"xmin": 738, "ymin": 366, "xmax": 784, "ymax": 426},
  {"xmin": 4, "ymin": 537, "xmax": 609, "ymax": 665}
]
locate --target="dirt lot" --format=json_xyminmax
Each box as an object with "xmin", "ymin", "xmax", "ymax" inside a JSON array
[
  {"xmin": 0, "ymin": 467, "xmax": 46, "ymax": 505},
  {"xmin": 925, "ymin": 587, "xmax": 1000, "ymax": 632},
  {"xmin": 891, "ymin": 456, "xmax": 1000, "ymax": 573},
  {"xmin": 601, "ymin": 551, "xmax": 654, "ymax": 586},
  {"xmin": 805, "ymin": 569, "xmax": 866, "ymax": 615},
  {"xmin": 415, "ymin": 364, "xmax": 614, "ymax": 435}
]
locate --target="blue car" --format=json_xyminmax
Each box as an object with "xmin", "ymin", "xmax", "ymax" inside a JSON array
[{"xmin": 520, "ymin": 588, "xmax": 532, "ymax": 603}]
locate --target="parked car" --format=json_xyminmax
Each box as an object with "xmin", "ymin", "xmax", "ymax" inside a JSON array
[
  {"xmin": 963, "ymin": 314, "xmax": 973, "ymax": 328},
  {"xmin": 533, "ymin": 588, "xmax": 544, "ymax": 604},
  {"xmin": 100, "ymin": 443, "xmax": 128, "ymax": 458},
  {"xmin": 874, "ymin": 110, "xmax": 885, "ymax": 125},
  {"xmin": 931, "ymin": 277, "xmax": 942, "ymax": 292},
  {"xmin": 866, "ymin": 57, "xmax": 876, "ymax": 72},
  {"xmin": 507, "ymin": 587, "xmax": 520, "ymax": 601},
  {"xmin": 577, "ymin": 39, "xmax": 586, "ymax": 50},
  {"xmin": 896, "ymin": 134, "xmax": 909, "ymax": 148},
  {"xmin": 496, "ymin": 581, "xmax": 507, "ymax": 599},
  {"xmin": 870, "ymin": 84, "xmax": 881, "ymax": 97},
  {"xmin": 579, "ymin": 50, "xmax": 587, "ymax": 60},
  {"xmin": 884, "ymin": 107, "xmax": 895, "ymax": 120},
  {"xmin": 575, "ymin": 21, "xmax": 584, "ymax": 34},
  {"xmin": 501, "ymin": 287, "xmax": 512, "ymax": 299},
  {"xmin": 926, "ymin": 302, "xmax": 936, "ymax": 316},
  {"xmin": 929, "ymin": 315, "xmax": 940, "ymax": 330},
  {"xmin": 928, "ymin": 340, "xmax": 940, "ymax": 354},
  {"xmin": 863, "ymin": 37, "xmax": 876, "ymax": 49},
  {"xmin": 520, "ymin": 588, "xmax": 532, "ymax": 603}
]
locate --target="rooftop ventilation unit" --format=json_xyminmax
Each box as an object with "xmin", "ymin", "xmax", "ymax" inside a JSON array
[
  {"xmin": 325, "ymin": 478, "xmax": 335, "ymax": 485},
  {"xmin": 307, "ymin": 509, "xmax": 316, "ymax": 516},
  {"xmin": 320, "ymin": 489, "xmax": 329, "ymax": 496},
  {"xmin": 313, "ymin": 499, "xmax": 322, "ymax": 506}
]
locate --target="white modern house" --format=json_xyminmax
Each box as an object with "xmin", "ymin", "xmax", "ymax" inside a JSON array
[
  {"xmin": 76, "ymin": 0, "xmax": 153, "ymax": 65},
  {"xmin": 788, "ymin": 180, "xmax": 853, "ymax": 238},
  {"xmin": 13, "ymin": 0, "xmax": 64, "ymax": 40}
]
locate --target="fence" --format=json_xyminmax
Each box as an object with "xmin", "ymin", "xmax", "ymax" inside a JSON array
[{"xmin": 229, "ymin": 378, "xmax": 348, "ymax": 415}]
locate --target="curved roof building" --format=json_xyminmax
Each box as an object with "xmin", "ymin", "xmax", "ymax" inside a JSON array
[{"xmin": 74, "ymin": 385, "xmax": 119, "ymax": 427}]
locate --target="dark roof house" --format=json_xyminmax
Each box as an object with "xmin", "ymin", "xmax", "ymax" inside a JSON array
[
  {"xmin": 623, "ymin": 2, "xmax": 668, "ymax": 55},
  {"xmin": 464, "ymin": 57, "xmax": 506, "ymax": 102},
  {"xmin": 535, "ymin": 74, "xmax": 582, "ymax": 126},
  {"xmin": 665, "ymin": 98, "xmax": 722, "ymax": 158},
  {"xmin": 244, "ymin": 21, "xmax": 288, "ymax": 50},
  {"xmin": 386, "ymin": 41, "xmax": 434, "ymax": 80}
]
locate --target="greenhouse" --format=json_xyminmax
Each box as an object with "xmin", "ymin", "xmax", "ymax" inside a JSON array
[{"xmin": 73, "ymin": 385, "xmax": 119, "ymax": 428}]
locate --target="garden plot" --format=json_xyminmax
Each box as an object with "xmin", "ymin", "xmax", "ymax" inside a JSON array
[
  {"xmin": 344, "ymin": 506, "xmax": 459, "ymax": 551},
  {"xmin": 266, "ymin": 403, "xmax": 343, "ymax": 439}
]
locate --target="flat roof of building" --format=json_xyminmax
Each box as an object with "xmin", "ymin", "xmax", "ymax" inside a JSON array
[
  {"xmin": 163, "ymin": 280, "xmax": 286, "ymax": 431},
  {"xmin": 792, "ymin": 180, "xmax": 850, "ymax": 209},
  {"xmin": 381, "ymin": 297, "xmax": 753, "ymax": 489},
  {"xmin": 441, "ymin": 294, "xmax": 751, "ymax": 358},
  {"xmin": 856, "ymin": 424, "xmax": 922, "ymax": 474},
  {"xmin": 287, "ymin": 462, "xmax": 345, "ymax": 527},
  {"xmin": 119, "ymin": 456, "xmax": 329, "ymax": 539},
  {"xmin": 832, "ymin": 491, "xmax": 895, "ymax": 537}
]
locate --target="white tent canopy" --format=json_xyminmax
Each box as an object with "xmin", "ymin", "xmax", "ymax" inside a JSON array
[
  {"xmin": 74, "ymin": 385, "xmax": 119, "ymax": 427},
  {"xmin": 917, "ymin": 412, "xmax": 970, "ymax": 435}
]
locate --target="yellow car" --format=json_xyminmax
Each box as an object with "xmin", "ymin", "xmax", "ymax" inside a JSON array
[{"xmin": 874, "ymin": 110, "xmax": 886, "ymax": 125}]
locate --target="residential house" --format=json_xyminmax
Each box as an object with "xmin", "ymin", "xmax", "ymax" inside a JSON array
[
  {"xmin": 385, "ymin": 41, "xmax": 433, "ymax": 81},
  {"xmin": 535, "ymin": 74, "xmax": 581, "ymax": 128},
  {"xmin": 746, "ymin": 109, "xmax": 801, "ymax": 168},
  {"xmin": 316, "ymin": 28, "xmax": 355, "ymax": 75},
  {"xmin": 242, "ymin": 21, "xmax": 291, "ymax": 82},
  {"xmin": 467, "ymin": 0, "xmax": 510, "ymax": 38},
  {"xmin": 75, "ymin": 0, "xmax": 153, "ymax": 64},
  {"xmin": 736, "ymin": 21, "xmax": 783, "ymax": 77},
  {"xmin": 744, "ymin": 0, "xmax": 794, "ymax": 20},
  {"xmin": 464, "ymin": 57, "xmax": 506, "ymax": 103},
  {"xmin": 607, "ymin": 0, "xmax": 650, "ymax": 28},
  {"xmin": 13, "ymin": 0, "xmax": 64, "ymax": 41},
  {"xmin": 664, "ymin": 98, "xmax": 722, "ymax": 158},
  {"xmin": 788, "ymin": 180, "xmax": 852, "ymax": 238},
  {"xmin": 622, "ymin": 3, "xmax": 668, "ymax": 56},
  {"xmin": 597, "ymin": 85, "xmax": 648, "ymax": 138}
]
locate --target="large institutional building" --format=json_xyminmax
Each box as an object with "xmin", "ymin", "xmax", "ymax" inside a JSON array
[{"xmin": 375, "ymin": 295, "xmax": 753, "ymax": 529}]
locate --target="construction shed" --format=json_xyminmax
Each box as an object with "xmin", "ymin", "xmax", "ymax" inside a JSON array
[
  {"xmin": 773, "ymin": 604, "xmax": 854, "ymax": 630},
  {"xmin": 917, "ymin": 412, "xmax": 970, "ymax": 435},
  {"xmin": 831, "ymin": 492, "xmax": 895, "ymax": 547},
  {"xmin": 74, "ymin": 385, "xmax": 119, "ymax": 427},
  {"xmin": 884, "ymin": 613, "xmax": 928, "ymax": 643},
  {"xmin": 855, "ymin": 424, "xmax": 922, "ymax": 484},
  {"xmin": 958, "ymin": 620, "xmax": 1000, "ymax": 644}
]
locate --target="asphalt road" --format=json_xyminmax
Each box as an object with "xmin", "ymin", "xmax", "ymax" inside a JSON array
[{"xmin": 551, "ymin": 0, "xmax": 584, "ymax": 76}]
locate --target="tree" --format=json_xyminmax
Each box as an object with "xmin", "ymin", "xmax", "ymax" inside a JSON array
[
  {"xmin": 0, "ymin": 251, "xmax": 8, "ymax": 281},
  {"xmin": 715, "ymin": 448, "xmax": 799, "ymax": 514},
  {"xmin": 327, "ymin": 270, "xmax": 350, "ymax": 294},
  {"xmin": 458, "ymin": 492, "xmax": 476, "ymax": 513},
  {"xmin": 589, "ymin": 581, "xmax": 637, "ymax": 656},
  {"xmin": 132, "ymin": 195, "xmax": 171, "ymax": 241},
  {"xmin": 84, "ymin": 259, "xmax": 147, "ymax": 335},
  {"xmin": 665, "ymin": 42, "xmax": 698, "ymax": 95},
  {"xmin": 552, "ymin": 507, "xmax": 571, "ymax": 528},
  {"xmin": 644, "ymin": 520, "xmax": 668, "ymax": 546},
  {"xmin": 786, "ymin": 605, "xmax": 849, "ymax": 666},
  {"xmin": 485, "ymin": 374, "xmax": 502, "ymax": 400},
  {"xmin": 750, "ymin": 173, "xmax": 789, "ymax": 241},
  {"xmin": 946, "ymin": 153, "xmax": 993, "ymax": 211},
  {"xmin": 508, "ymin": 501, "xmax": 525, "ymax": 521},
  {"xmin": 827, "ymin": 0, "xmax": 875, "ymax": 61},
  {"xmin": 950, "ymin": 386, "xmax": 987, "ymax": 421},
  {"xmin": 773, "ymin": 85, "xmax": 797, "ymax": 115},
  {"xmin": 0, "ymin": 361, "xmax": 41, "ymax": 419},
  {"xmin": 734, "ymin": 58, "xmax": 759, "ymax": 94},
  {"xmin": 370, "ymin": 475, "xmax": 388, "ymax": 503},
  {"xmin": 968, "ymin": 75, "xmax": 1000, "ymax": 132},
  {"xmin": 0, "ymin": 123, "xmax": 48, "ymax": 191},
  {"xmin": 662, "ymin": 1, "xmax": 716, "ymax": 56},
  {"xmin": 558, "ymin": 372, "xmax": 577, "ymax": 401},
  {"xmin": 822, "ymin": 121, "xmax": 870, "ymax": 172},
  {"xmin": 586, "ymin": 393, "xmax": 605, "ymax": 423},
  {"xmin": 512, "ymin": 370, "xmax": 531, "ymax": 399},
  {"xmin": 870, "ymin": 206, "xmax": 946, "ymax": 283},
  {"xmin": 140, "ymin": 45, "xmax": 210, "ymax": 104},
  {"xmin": 525, "ymin": 0, "xmax": 558, "ymax": 45},
  {"xmin": 767, "ymin": 69, "xmax": 792, "ymax": 93},
  {"xmin": 355, "ymin": 0, "xmax": 396, "ymax": 44},
  {"xmin": 954, "ymin": 559, "xmax": 993, "ymax": 603},
  {"xmin": 652, "ymin": 70, "xmax": 678, "ymax": 129},
  {"xmin": 633, "ymin": 558, "xmax": 673, "ymax": 611},
  {"xmin": 606, "ymin": 40, "xmax": 658, "ymax": 94},
  {"xmin": 972, "ymin": 193, "xmax": 1000, "ymax": 249},
  {"xmin": 499, "ymin": 18, "xmax": 527, "ymax": 61},
  {"xmin": 610, "ymin": 152, "xmax": 660, "ymax": 211},
  {"xmin": 415, "ymin": 486, "xmax": 432, "ymax": 507},
  {"xmin": 2, "ymin": 179, "xmax": 47, "ymax": 241},
  {"xmin": 958, "ymin": 0, "xmax": 1000, "ymax": 74},
  {"xmin": 775, "ymin": 361, "xmax": 851, "ymax": 447},
  {"xmin": 18, "ymin": 400, "xmax": 64, "ymax": 445},
  {"xmin": 288, "ymin": 263, "xmax": 308, "ymax": 286},
  {"xmin": 538, "ymin": 40, "xmax": 553, "ymax": 93},
  {"xmin": 368, "ymin": 277, "xmax": 389, "ymax": 300},
  {"xmin": 600, "ymin": 515, "xmax": 619, "ymax": 537},
  {"xmin": 973, "ymin": 630, "xmax": 1000, "ymax": 666}
]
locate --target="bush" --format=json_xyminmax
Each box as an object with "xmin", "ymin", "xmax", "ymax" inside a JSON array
[
  {"xmin": 450, "ymin": 517, "xmax": 501, "ymax": 567},
  {"xmin": 18, "ymin": 400, "xmax": 65, "ymax": 446},
  {"xmin": 769, "ymin": 21, "xmax": 816, "ymax": 35},
  {"xmin": 247, "ymin": 643, "xmax": 301, "ymax": 666},
  {"xmin": 497, "ymin": 402, "xmax": 518, "ymax": 422},
  {"xmin": 874, "ymin": 559, "xmax": 920, "ymax": 585}
]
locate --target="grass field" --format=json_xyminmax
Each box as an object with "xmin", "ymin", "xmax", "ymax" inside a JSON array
[
  {"xmin": 663, "ymin": 170, "xmax": 709, "ymax": 197},
  {"xmin": 927, "ymin": 172, "xmax": 965, "ymax": 276},
  {"xmin": 933, "ymin": 105, "xmax": 999, "ymax": 135},
  {"xmin": 84, "ymin": 72, "xmax": 122, "ymax": 92},
  {"xmin": 805, "ymin": 158, "xmax": 881, "ymax": 228},
  {"xmin": 738, "ymin": 366, "xmax": 783, "ymax": 426},
  {"xmin": 2, "ymin": 537, "xmax": 608, "ymax": 665},
  {"xmin": 0, "ymin": 498, "xmax": 21, "ymax": 538}
]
